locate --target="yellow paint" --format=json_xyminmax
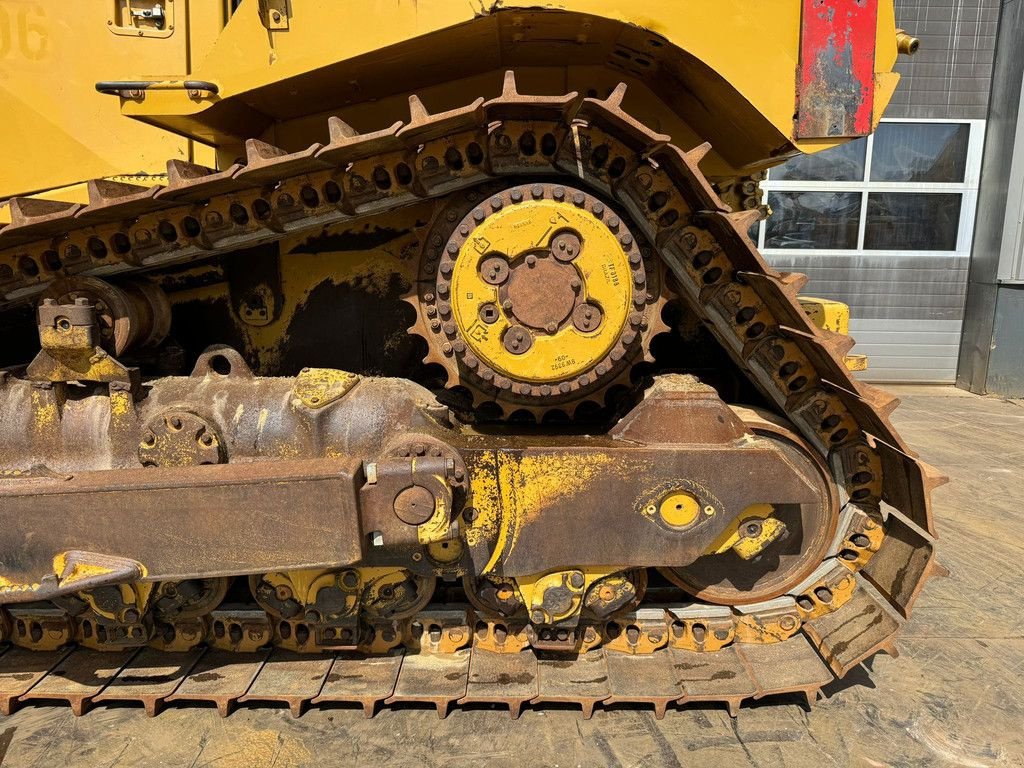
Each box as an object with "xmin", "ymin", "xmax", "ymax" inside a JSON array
[
  {"xmin": 844, "ymin": 353, "xmax": 869, "ymax": 372},
  {"xmin": 709, "ymin": 503, "xmax": 774, "ymax": 554},
  {"xmin": 0, "ymin": 2, "xmax": 198, "ymax": 199},
  {"xmin": 451, "ymin": 199, "xmax": 632, "ymax": 382},
  {"xmin": 0, "ymin": 575, "xmax": 41, "ymax": 594},
  {"xmin": 109, "ymin": 388, "xmax": 134, "ymax": 418},
  {"xmin": 465, "ymin": 460, "xmax": 499, "ymax": 550},
  {"xmin": 291, "ymin": 367, "xmax": 360, "ymax": 409},
  {"xmin": 800, "ymin": 297, "xmax": 850, "ymax": 335},
  {"xmin": 30, "ymin": 389, "xmax": 60, "ymax": 430},
  {"xmin": 487, "ymin": 450, "xmax": 617, "ymax": 570},
  {"xmin": 729, "ymin": 517, "xmax": 786, "ymax": 560},
  {"xmin": 800, "ymin": 297, "xmax": 869, "ymax": 372},
  {"xmin": 118, "ymin": 2, "xmax": 900, "ymax": 163},
  {"xmin": 734, "ymin": 609, "xmax": 802, "ymax": 644},
  {"xmin": 52, "ymin": 553, "xmax": 114, "ymax": 586},
  {"xmin": 659, "ymin": 491, "xmax": 701, "ymax": 528},
  {"xmin": 515, "ymin": 567, "xmax": 617, "ymax": 624},
  {"xmin": 0, "ymin": 3, "xmax": 904, "ymax": 200},
  {"xmin": 795, "ymin": 570, "xmax": 857, "ymax": 620},
  {"xmin": 417, "ymin": 475, "xmax": 456, "ymax": 545}
]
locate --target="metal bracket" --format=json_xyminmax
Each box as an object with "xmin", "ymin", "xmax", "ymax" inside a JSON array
[
  {"xmin": 258, "ymin": 0, "xmax": 290, "ymax": 30},
  {"xmin": 26, "ymin": 298, "xmax": 140, "ymax": 389},
  {"xmin": 108, "ymin": 0, "xmax": 175, "ymax": 39}
]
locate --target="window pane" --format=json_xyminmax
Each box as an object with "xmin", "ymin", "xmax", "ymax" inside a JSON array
[
  {"xmin": 864, "ymin": 193, "xmax": 961, "ymax": 250},
  {"xmin": 769, "ymin": 138, "xmax": 867, "ymax": 181},
  {"xmin": 870, "ymin": 123, "xmax": 970, "ymax": 182},
  {"xmin": 764, "ymin": 191, "xmax": 861, "ymax": 249}
]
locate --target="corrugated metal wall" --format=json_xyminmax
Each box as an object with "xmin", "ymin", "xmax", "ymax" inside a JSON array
[
  {"xmin": 766, "ymin": 254, "xmax": 968, "ymax": 382},
  {"xmin": 765, "ymin": 0, "xmax": 999, "ymax": 383}
]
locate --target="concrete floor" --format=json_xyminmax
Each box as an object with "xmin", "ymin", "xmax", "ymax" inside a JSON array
[{"xmin": 0, "ymin": 386, "xmax": 1021, "ymax": 768}]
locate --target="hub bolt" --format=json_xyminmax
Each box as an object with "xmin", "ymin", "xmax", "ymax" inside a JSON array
[
  {"xmin": 551, "ymin": 232, "xmax": 582, "ymax": 262},
  {"xmin": 572, "ymin": 303, "xmax": 603, "ymax": 333},
  {"xmin": 479, "ymin": 255, "xmax": 510, "ymax": 285},
  {"xmin": 503, "ymin": 326, "xmax": 533, "ymax": 354}
]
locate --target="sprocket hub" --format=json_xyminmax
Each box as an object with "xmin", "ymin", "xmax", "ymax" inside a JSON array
[{"xmin": 413, "ymin": 183, "xmax": 665, "ymax": 415}]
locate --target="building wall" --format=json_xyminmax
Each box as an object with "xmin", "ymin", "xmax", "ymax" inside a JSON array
[
  {"xmin": 957, "ymin": 0, "xmax": 1024, "ymax": 397},
  {"xmin": 887, "ymin": 0, "xmax": 1000, "ymax": 121},
  {"xmin": 760, "ymin": 0, "xmax": 1000, "ymax": 383}
]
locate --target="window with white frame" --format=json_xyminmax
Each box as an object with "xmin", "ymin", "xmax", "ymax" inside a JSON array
[{"xmin": 753, "ymin": 119, "xmax": 985, "ymax": 257}]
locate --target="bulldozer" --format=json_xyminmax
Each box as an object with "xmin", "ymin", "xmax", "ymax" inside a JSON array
[{"xmin": 0, "ymin": 0, "xmax": 945, "ymax": 718}]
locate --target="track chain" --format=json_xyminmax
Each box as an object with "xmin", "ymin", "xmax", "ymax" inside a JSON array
[{"xmin": 0, "ymin": 72, "xmax": 946, "ymax": 716}]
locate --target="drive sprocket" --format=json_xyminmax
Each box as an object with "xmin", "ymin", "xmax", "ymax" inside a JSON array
[{"xmin": 410, "ymin": 182, "xmax": 668, "ymax": 417}]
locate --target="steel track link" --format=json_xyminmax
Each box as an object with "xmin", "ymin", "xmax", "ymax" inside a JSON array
[
  {"xmin": 0, "ymin": 72, "xmax": 947, "ymax": 716},
  {"xmin": 0, "ymin": 615, "xmax": 840, "ymax": 719}
]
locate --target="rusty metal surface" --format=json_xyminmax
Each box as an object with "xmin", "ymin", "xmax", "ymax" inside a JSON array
[
  {"xmin": 312, "ymin": 650, "xmax": 404, "ymax": 717},
  {"xmin": 0, "ymin": 641, "xmax": 844, "ymax": 719},
  {"xmin": 19, "ymin": 649, "xmax": 137, "ymax": 716},
  {"xmin": 165, "ymin": 649, "xmax": 270, "ymax": 717},
  {"xmin": 0, "ymin": 648, "xmax": 72, "ymax": 716},
  {"xmin": 93, "ymin": 648, "xmax": 204, "ymax": 716},
  {"xmin": 238, "ymin": 650, "xmax": 333, "ymax": 717},
  {"xmin": 462, "ymin": 649, "xmax": 537, "ymax": 719},
  {"xmin": 388, "ymin": 648, "xmax": 471, "ymax": 718},
  {"xmin": 0, "ymin": 387, "xmax": 1010, "ymax": 766},
  {"xmin": 0, "ymin": 459, "xmax": 364, "ymax": 598},
  {"xmin": 795, "ymin": 0, "xmax": 879, "ymax": 138},
  {"xmin": 802, "ymin": 583, "xmax": 900, "ymax": 678},
  {"xmin": 534, "ymin": 650, "xmax": 610, "ymax": 719},
  {"xmin": 0, "ymin": 73, "xmax": 942, "ymax": 719}
]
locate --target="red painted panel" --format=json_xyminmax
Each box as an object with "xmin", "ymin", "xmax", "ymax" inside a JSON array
[{"xmin": 795, "ymin": 0, "xmax": 879, "ymax": 139}]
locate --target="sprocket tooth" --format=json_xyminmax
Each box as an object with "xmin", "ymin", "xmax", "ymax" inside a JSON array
[
  {"xmin": 855, "ymin": 382, "xmax": 901, "ymax": 419},
  {"xmin": 235, "ymin": 139, "xmax": 328, "ymax": 183},
  {"xmin": 818, "ymin": 328, "xmax": 857, "ymax": 360},
  {"xmin": 316, "ymin": 117, "xmax": 404, "ymax": 165},
  {"xmin": 86, "ymin": 178, "xmax": 156, "ymax": 204},
  {"xmin": 920, "ymin": 460, "xmax": 950, "ymax": 491},
  {"xmin": 778, "ymin": 271, "xmax": 810, "ymax": 294},
  {"xmin": 158, "ymin": 159, "xmax": 247, "ymax": 201},
  {"xmin": 499, "ymin": 69, "xmax": 520, "ymax": 98},
  {"xmin": 648, "ymin": 144, "xmax": 730, "ymax": 213},
  {"xmin": 605, "ymin": 81, "xmax": 629, "ymax": 109},
  {"xmin": 407, "ymin": 94, "xmax": 431, "ymax": 123},
  {"xmin": 244, "ymin": 138, "xmax": 290, "ymax": 164}
]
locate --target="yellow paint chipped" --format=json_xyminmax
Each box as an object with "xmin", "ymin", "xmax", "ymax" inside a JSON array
[
  {"xmin": 53, "ymin": 553, "xmax": 115, "ymax": 586},
  {"xmin": 292, "ymin": 367, "xmax": 360, "ymax": 409},
  {"xmin": 418, "ymin": 478, "xmax": 455, "ymax": 544},
  {"xmin": 0, "ymin": 575, "xmax": 41, "ymax": 593},
  {"xmin": 708, "ymin": 503, "xmax": 775, "ymax": 555},
  {"xmin": 486, "ymin": 451, "xmax": 616, "ymax": 571},
  {"xmin": 109, "ymin": 389, "xmax": 133, "ymax": 418},
  {"xmin": 31, "ymin": 390, "xmax": 60, "ymax": 430}
]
